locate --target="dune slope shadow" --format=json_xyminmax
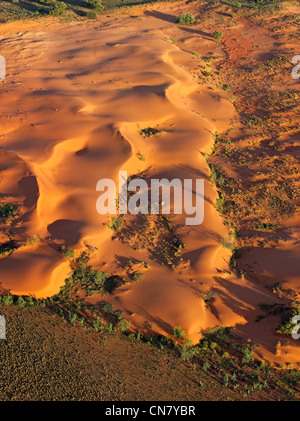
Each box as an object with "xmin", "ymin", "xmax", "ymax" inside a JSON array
[{"xmin": 47, "ymin": 219, "xmax": 85, "ymax": 247}]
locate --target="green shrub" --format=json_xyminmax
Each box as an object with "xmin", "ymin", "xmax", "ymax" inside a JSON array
[
  {"xmin": 69, "ymin": 313, "xmax": 77, "ymax": 326},
  {"xmin": 73, "ymin": 266, "xmax": 107, "ymax": 294},
  {"xmin": 200, "ymin": 326, "xmax": 233, "ymax": 348},
  {"xmin": 176, "ymin": 13, "xmax": 195, "ymax": 25},
  {"xmin": 86, "ymin": 0, "xmax": 103, "ymax": 11},
  {"xmin": 202, "ymin": 361, "xmax": 210, "ymax": 372},
  {"xmin": 1, "ymin": 295, "xmax": 14, "ymax": 305},
  {"xmin": 101, "ymin": 275, "xmax": 121, "ymax": 295},
  {"xmin": 24, "ymin": 296, "xmax": 36, "ymax": 306},
  {"xmin": 137, "ymin": 153, "xmax": 146, "ymax": 162},
  {"xmin": 0, "ymin": 203, "xmax": 19, "ymax": 221},
  {"xmin": 202, "ymin": 290, "xmax": 216, "ymax": 303},
  {"xmin": 68, "ymin": 252, "xmax": 122, "ymax": 296},
  {"xmin": 62, "ymin": 249, "xmax": 75, "ymax": 259},
  {"xmin": 92, "ymin": 317, "xmax": 101, "ymax": 330},
  {"xmin": 101, "ymin": 301, "xmax": 114, "ymax": 314},
  {"xmin": 130, "ymin": 271, "xmax": 143, "ymax": 282},
  {"xmin": 216, "ymin": 195, "xmax": 224, "ymax": 213},
  {"xmin": 0, "ymin": 239, "xmax": 17, "ymax": 256},
  {"xmin": 173, "ymin": 325, "xmax": 185, "ymax": 339},
  {"xmin": 49, "ymin": 1, "xmax": 67, "ymax": 16},
  {"xmin": 276, "ymin": 306, "xmax": 300, "ymax": 335},
  {"xmin": 213, "ymin": 31, "xmax": 223, "ymax": 43},
  {"xmin": 86, "ymin": 10, "xmax": 98, "ymax": 19},
  {"xmin": 118, "ymin": 318, "xmax": 131, "ymax": 333},
  {"xmin": 17, "ymin": 296, "xmax": 25, "ymax": 307},
  {"xmin": 280, "ymin": 369, "xmax": 300, "ymax": 387},
  {"xmin": 180, "ymin": 344, "xmax": 199, "ymax": 361},
  {"xmin": 27, "ymin": 235, "xmax": 41, "ymax": 245},
  {"xmin": 106, "ymin": 216, "xmax": 123, "ymax": 232},
  {"xmin": 139, "ymin": 127, "xmax": 165, "ymax": 137},
  {"xmin": 223, "ymin": 373, "xmax": 229, "ymax": 387},
  {"xmin": 242, "ymin": 347, "xmax": 254, "ymax": 363}
]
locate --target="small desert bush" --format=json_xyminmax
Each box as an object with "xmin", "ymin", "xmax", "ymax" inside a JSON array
[
  {"xmin": 201, "ymin": 326, "xmax": 233, "ymax": 348},
  {"xmin": 86, "ymin": 0, "xmax": 103, "ymax": 11},
  {"xmin": 242, "ymin": 347, "xmax": 254, "ymax": 363},
  {"xmin": 117, "ymin": 318, "xmax": 131, "ymax": 333},
  {"xmin": 0, "ymin": 294, "xmax": 41, "ymax": 307},
  {"xmin": 0, "ymin": 203, "xmax": 19, "ymax": 221},
  {"xmin": 276, "ymin": 305, "xmax": 300, "ymax": 335},
  {"xmin": 213, "ymin": 31, "xmax": 223, "ymax": 42},
  {"xmin": 202, "ymin": 361, "xmax": 211, "ymax": 372},
  {"xmin": 101, "ymin": 301, "xmax": 114, "ymax": 314},
  {"xmin": 180, "ymin": 344, "xmax": 199, "ymax": 361},
  {"xmin": 106, "ymin": 216, "xmax": 123, "ymax": 232},
  {"xmin": 16, "ymin": 296, "xmax": 26, "ymax": 307},
  {"xmin": 176, "ymin": 14, "xmax": 195, "ymax": 25},
  {"xmin": 280, "ymin": 369, "xmax": 300, "ymax": 388},
  {"xmin": 130, "ymin": 271, "xmax": 143, "ymax": 282},
  {"xmin": 139, "ymin": 127, "xmax": 165, "ymax": 137},
  {"xmin": 1, "ymin": 295, "xmax": 14, "ymax": 305},
  {"xmin": 49, "ymin": 1, "xmax": 67, "ymax": 16},
  {"xmin": 62, "ymin": 248, "xmax": 75, "ymax": 259},
  {"xmin": 101, "ymin": 275, "xmax": 122, "ymax": 294},
  {"xmin": 173, "ymin": 325, "xmax": 186, "ymax": 339},
  {"xmin": 27, "ymin": 235, "xmax": 41, "ymax": 245},
  {"xmin": 136, "ymin": 152, "xmax": 146, "ymax": 162},
  {"xmin": 86, "ymin": 10, "xmax": 98, "ymax": 19},
  {"xmin": 0, "ymin": 239, "xmax": 17, "ymax": 256},
  {"xmin": 72, "ymin": 255, "xmax": 121, "ymax": 295}
]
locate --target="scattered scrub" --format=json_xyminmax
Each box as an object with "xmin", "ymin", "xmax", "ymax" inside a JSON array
[
  {"xmin": 86, "ymin": 0, "xmax": 103, "ymax": 11},
  {"xmin": 129, "ymin": 271, "xmax": 143, "ymax": 282},
  {"xmin": 27, "ymin": 235, "xmax": 41, "ymax": 245},
  {"xmin": 0, "ymin": 203, "xmax": 19, "ymax": 221},
  {"xmin": 139, "ymin": 127, "xmax": 165, "ymax": 137},
  {"xmin": 49, "ymin": 1, "xmax": 67, "ymax": 16},
  {"xmin": 176, "ymin": 14, "xmax": 195, "ymax": 26},
  {"xmin": 61, "ymin": 248, "xmax": 75, "ymax": 259},
  {"xmin": 106, "ymin": 216, "xmax": 123, "ymax": 232},
  {"xmin": 276, "ymin": 305, "xmax": 300, "ymax": 336},
  {"xmin": 86, "ymin": 10, "xmax": 97, "ymax": 19},
  {"xmin": 0, "ymin": 239, "xmax": 17, "ymax": 256},
  {"xmin": 213, "ymin": 31, "xmax": 223, "ymax": 42},
  {"xmin": 173, "ymin": 325, "xmax": 186, "ymax": 340}
]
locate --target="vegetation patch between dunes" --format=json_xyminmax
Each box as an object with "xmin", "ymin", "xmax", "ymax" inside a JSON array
[
  {"xmin": 0, "ymin": 299, "xmax": 299, "ymax": 400},
  {"xmin": 0, "ymin": 0, "xmax": 289, "ymax": 23}
]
